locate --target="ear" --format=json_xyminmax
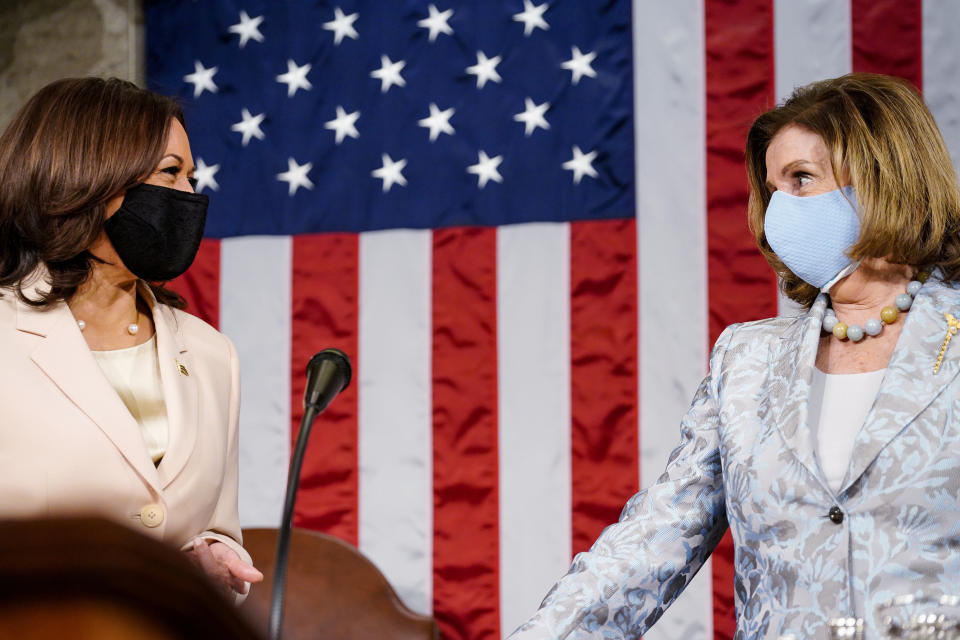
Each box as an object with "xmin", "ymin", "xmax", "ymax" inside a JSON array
[{"xmin": 104, "ymin": 191, "xmax": 125, "ymax": 219}]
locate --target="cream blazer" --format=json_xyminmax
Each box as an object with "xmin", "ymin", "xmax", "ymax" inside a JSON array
[{"xmin": 0, "ymin": 276, "xmax": 250, "ymax": 567}]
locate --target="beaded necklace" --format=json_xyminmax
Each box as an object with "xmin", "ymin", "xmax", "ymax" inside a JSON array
[{"xmin": 822, "ymin": 273, "xmax": 926, "ymax": 342}]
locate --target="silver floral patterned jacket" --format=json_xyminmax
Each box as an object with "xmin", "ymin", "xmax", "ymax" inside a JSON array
[{"xmin": 509, "ymin": 275, "xmax": 960, "ymax": 640}]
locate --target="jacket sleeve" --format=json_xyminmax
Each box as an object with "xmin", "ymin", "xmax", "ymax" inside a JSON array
[
  {"xmin": 184, "ymin": 333, "xmax": 253, "ymax": 603},
  {"xmin": 508, "ymin": 326, "xmax": 736, "ymax": 639}
]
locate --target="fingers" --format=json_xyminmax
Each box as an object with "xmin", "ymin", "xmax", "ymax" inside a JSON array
[
  {"xmin": 230, "ymin": 562, "xmax": 264, "ymax": 583},
  {"xmin": 188, "ymin": 538, "xmax": 238, "ymax": 597},
  {"xmin": 190, "ymin": 537, "xmax": 220, "ymax": 574},
  {"xmin": 226, "ymin": 557, "xmax": 265, "ymax": 583},
  {"xmin": 206, "ymin": 540, "xmax": 265, "ymax": 585},
  {"xmin": 190, "ymin": 537, "xmax": 265, "ymax": 596}
]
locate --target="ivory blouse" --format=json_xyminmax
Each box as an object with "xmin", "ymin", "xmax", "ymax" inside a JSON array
[
  {"xmin": 808, "ymin": 366, "xmax": 887, "ymax": 492},
  {"xmin": 91, "ymin": 334, "xmax": 169, "ymax": 464}
]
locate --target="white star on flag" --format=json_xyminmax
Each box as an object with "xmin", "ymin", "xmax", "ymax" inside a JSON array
[
  {"xmin": 514, "ymin": 97, "xmax": 550, "ymax": 136},
  {"xmin": 418, "ymin": 4, "xmax": 454, "ymax": 42},
  {"xmin": 562, "ymin": 145, "xmax": 598, "ymax": 184},
  {"xmin": 513, "ymin": 0, "xmax": 550, "ymax": 36},
  {"xmin": 276, "ymin": 59, "xmax": 312, "ymax": 97},
  {"xmin": 228, "ymin": 10, "xmax": 264, "ymax": 48},
  {"xmin": 183, "ymin": 60, "xmax": 218, "ymax": 98},
  {"xmin": 562, "ymin": 46, "xmax": 597, "ymax": 84},
  {"xmin": 230, "ymin": 108, "xmax": 266, "ymax": 146},
  {"xmin": 323, "ymin": 7, "xmax": 359, "ymax": 46},
  {"xmin": 193, "ymin": 158, "xmax": 220, "ymax": 192},
  {"xmin": 371, "ymin": 154, "xmax": 408, "ymax": 192},
  {"xmin": 418, "ymin": 103, "xmax": 455, "ymax": 142},
  {"xmin": 324, "ymin": 106, "xmax": 360, "ymax": 144},
  {"xmin": 370, "ymin": 55, "xmax": 406, "ymax": 93},
  {"xmin": 467, "ymin": 150, "xmax": 504, "ymax": 189},
  {"xmin": 466, "ymin": 51, "xmax": 502, "ymax": 89},
  {"xmin": 276, "ymin": 157, "xmax": 314, "ymax": 195}
]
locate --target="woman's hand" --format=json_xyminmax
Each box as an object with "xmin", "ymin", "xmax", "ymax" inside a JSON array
[{"xmin": 186, "ymin": 537, "xmax": 264, "ymax": 598}]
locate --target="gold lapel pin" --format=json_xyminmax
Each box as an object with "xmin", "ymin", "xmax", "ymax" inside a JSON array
[
  {"xmin": 175, "ymin": 359, "xmax": 189, "ymax": 377},
  {"xmin": 934, "ymin": 312, "xmax": 960, "ymax": 374}
]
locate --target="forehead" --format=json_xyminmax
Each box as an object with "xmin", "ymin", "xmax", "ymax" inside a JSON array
[
  {"xmin": 765, "ymin": 124, "xmax": 829, "ymax": 167},
  {"xmin": 163, "ymin": 118, "xmax": 190, "ymax": 152}
]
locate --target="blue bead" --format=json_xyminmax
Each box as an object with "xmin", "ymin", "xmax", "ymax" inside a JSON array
[
  {"xmin": 895, "ymin": 293, "xmax": 913, "ymax": 311},
  {"xmin": 907, "ymin": 280, "xmax": 922, "ymax": 296},
  {"xmin": 825, "ymin": 308, "xmax": 836, "ymax": 318},
  {"xmin": 847, "ymin": 325, "xmax": 865, "ymax": 342},
  {"xmin": 864, "ymin": 318, "xmax": 883, "ymax": 336},
  {"xmin": 823, "ymin": 315, "xmax": 838, "ymax": 332}
]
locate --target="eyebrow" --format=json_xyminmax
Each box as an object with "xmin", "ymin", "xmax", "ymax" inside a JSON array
[
  {"xmin": 778, "ymin": 159, "xmax": 813, "ymax": 175},
  {"xmin": 159, "ymin": 153, "xmax": 195, "ymax": 174},
  {"xmin": 764, "ymin": 159, "xmax": 815, "ymax": 191}
]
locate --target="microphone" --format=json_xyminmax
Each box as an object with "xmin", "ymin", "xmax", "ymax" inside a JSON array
[
  {"xmin": 270, "ymin": 348, "xmax": 352, "ymax": 640},
  {"xmin": 303, "ymin": 348, "xmax": 352, "ymax": 412}
]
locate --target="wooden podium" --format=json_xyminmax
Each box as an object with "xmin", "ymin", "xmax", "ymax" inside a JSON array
[{"xmin": 241, "ymin": 527, "xmax": 438, "ymax": 640}]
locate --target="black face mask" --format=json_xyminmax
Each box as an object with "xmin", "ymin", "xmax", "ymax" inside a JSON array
[{"xmin": 104, "ymin": 183, "xmax": 209, "ymax": 281}]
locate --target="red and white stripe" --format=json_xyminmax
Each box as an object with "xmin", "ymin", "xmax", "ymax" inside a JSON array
[{"xmin": 171, "ymin": 2, "xmax": 960, "ymax": 638}]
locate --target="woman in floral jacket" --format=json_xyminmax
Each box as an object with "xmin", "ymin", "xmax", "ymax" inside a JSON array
[{"xmin": 510, "ymin": 73, "xmax": 960, "ymax": 639}]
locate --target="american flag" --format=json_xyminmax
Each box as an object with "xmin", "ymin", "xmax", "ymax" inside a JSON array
[{"xmin": 146, "ymin": 1, "xmax": 960, "ymax": 638}]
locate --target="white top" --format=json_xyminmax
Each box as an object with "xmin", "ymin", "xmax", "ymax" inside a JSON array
[
  {"xmin": 808, "ymin": 367, "xmax": 886, "ymax": 493},
  {"xmin": 92, "ymin": 335, "xmax": 169, "ymax": 464}
]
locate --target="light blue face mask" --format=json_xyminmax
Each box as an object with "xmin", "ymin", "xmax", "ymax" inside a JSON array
[{"xmin": 764, "ymin": 185, "xmax": 860, "ymax": 291}]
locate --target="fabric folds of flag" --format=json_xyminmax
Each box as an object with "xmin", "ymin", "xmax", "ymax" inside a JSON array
[{"xmin": 148, "ymin": 1, "xmax": 960, "ymax": 638}]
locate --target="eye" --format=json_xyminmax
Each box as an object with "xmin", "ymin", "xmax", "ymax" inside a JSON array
[
  {"xmin": 160, "ymin": 166, "xmax": 180, "ymax": 177},
  {"xmin": 794, "ymin": 172, "xmax": 813, "ymax": 187}
]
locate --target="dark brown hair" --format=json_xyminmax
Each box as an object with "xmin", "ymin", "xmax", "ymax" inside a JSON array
[
  {"xmin": 0, "ymin": 77, "xmax": 187, "ymax": 308},
  {"xmin": 746, "ymin": 73, "xmax": 960, "ymax": 307}
]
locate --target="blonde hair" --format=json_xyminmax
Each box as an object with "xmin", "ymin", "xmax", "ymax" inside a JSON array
[{"xmin": 746, "ymin": 73, "xmax": 960, "ymax": 306}]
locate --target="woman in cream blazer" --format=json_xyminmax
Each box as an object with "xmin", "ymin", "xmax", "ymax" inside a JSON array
[
  {"xmin": 0, "ymin": 77, "xmax": 260, "ymax": 598},
  {"xmin": 0, "ymin": 276, "xmax": 248, "ymax": 563}
]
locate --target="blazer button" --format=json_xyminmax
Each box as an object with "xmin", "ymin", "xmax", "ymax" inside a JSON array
[
  {"xmin": 140, "ymin": 503, "xmax": 165, "ymax": 528},
  {"xmin": 828, "ymin": 506, "xmax": 844, "ymax": 524}
]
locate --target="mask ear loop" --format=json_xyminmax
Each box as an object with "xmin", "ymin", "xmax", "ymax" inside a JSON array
[
  {"xmin": 822, "ymin": 184, "xmax": 862, "ymax": 294},
  {"xmin": 821, "ymin": 260, "xmax": 860, "ymax": 294}
]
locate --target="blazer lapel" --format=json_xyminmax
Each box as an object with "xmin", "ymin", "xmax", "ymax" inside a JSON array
[
  {"xmin": 148, "ymin": 287, "xmax": 198, "ymax": 489},
  {"xmin": 17, "ymin": 297, "xmax": 162, "ymax": 494},
  {"xmin": 768, "ymin": 295, "xmax": 833, "ymax": 492},
  {"xmin": 840, "ymin": 278, "xmax": 960, "ymax": 493}
]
